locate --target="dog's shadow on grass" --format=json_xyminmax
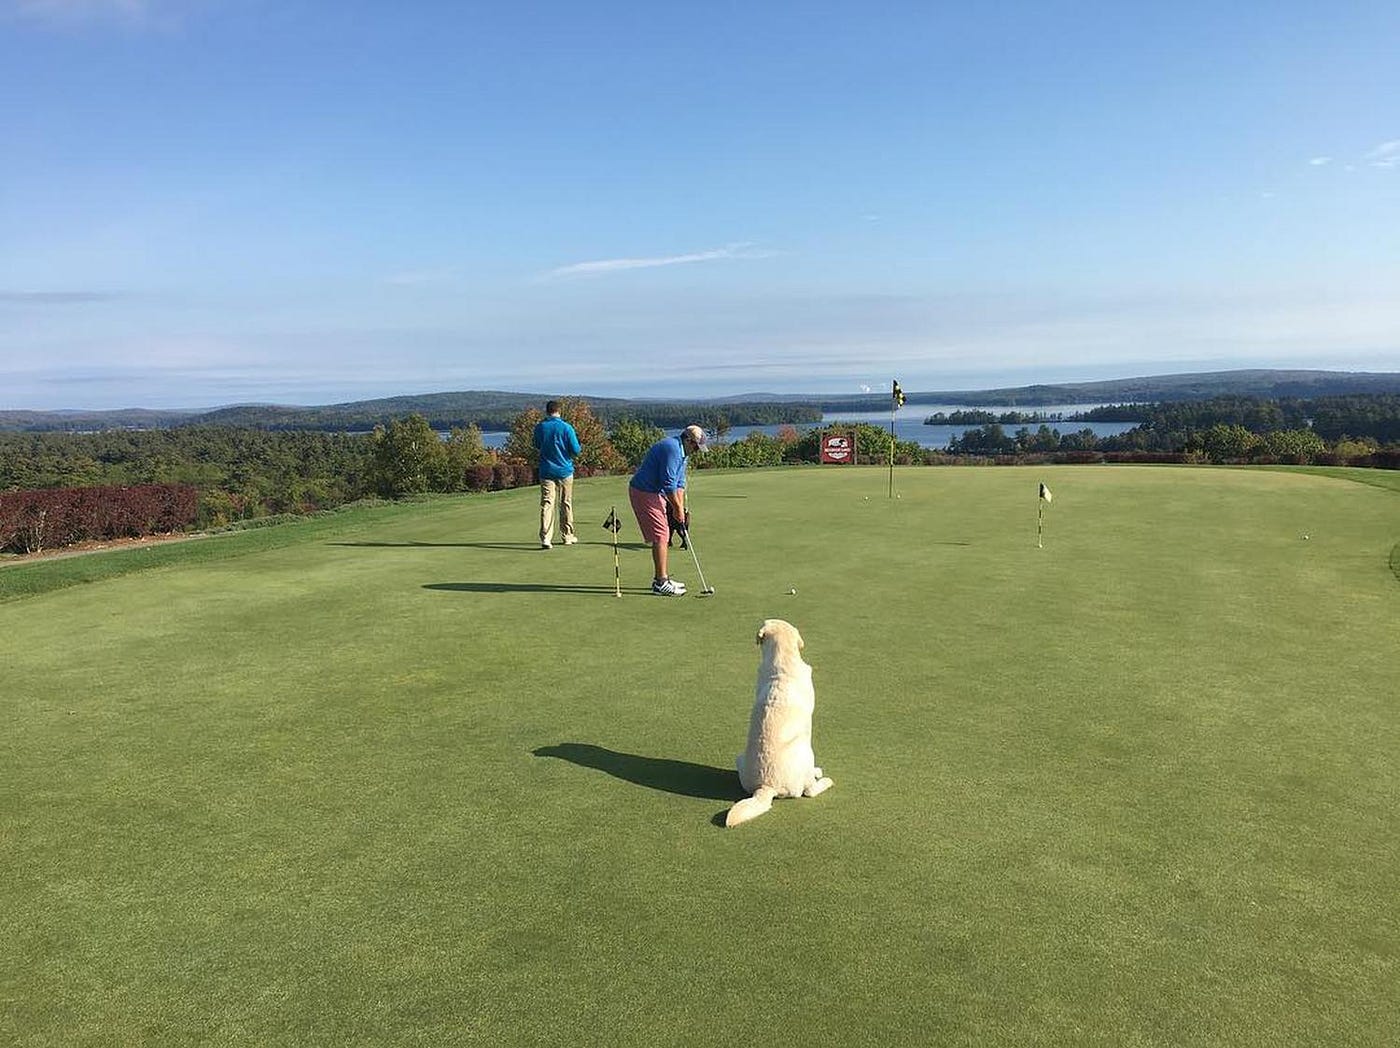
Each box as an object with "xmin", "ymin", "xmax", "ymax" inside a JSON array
[{"xmin": 534, "ymin": 743, "xmax": 744, "ymax": 804}]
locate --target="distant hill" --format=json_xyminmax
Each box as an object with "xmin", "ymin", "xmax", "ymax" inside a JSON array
[
  {"xmin": 0, "ymin": 408, "xmax": 199, "ymax": 431},
  {"xmin": 4, "ymin": 369, "xmax": 1399, "ymax": 432},
  {"xmin": 192, "ymin": 391, "xmax": 574, "ymax": 431},
  {"xmin": 915, "ymin": 369, "xmax": 1400, "ymax": 406},
  {"xmin": 808, "ymin": 369, "xmax": 1400, "ymax": 411},
  {"xmin": 0, "ymin": 393, "xmax": 821, "ymax": 433},
  {"xmin": 187, "ymin": 392, "xmax": 821, "ymax": 432}
]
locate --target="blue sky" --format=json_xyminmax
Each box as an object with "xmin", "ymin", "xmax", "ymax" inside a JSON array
[{"xmin": 2, "ymin": 0, "xmax": 1398, "ymax": 409}]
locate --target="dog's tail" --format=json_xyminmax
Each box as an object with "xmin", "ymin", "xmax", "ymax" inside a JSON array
[{"xmin": 724, "ymin": 787, "xmax": 779, "ymax": 828}]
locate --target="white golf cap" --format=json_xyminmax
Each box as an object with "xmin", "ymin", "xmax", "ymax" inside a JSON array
[{"xmin": 682, "ymin": 425, "xmax": 707, "ymax": 448}]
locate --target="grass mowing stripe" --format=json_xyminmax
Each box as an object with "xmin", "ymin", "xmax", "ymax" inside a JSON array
[
  {"xmin": 1255, "ymin": 464, "xmax": 1400, "ymax": 495},
  {"xmin": 0, "ymin": 496, "xmax": 478, "ymax": 603}
]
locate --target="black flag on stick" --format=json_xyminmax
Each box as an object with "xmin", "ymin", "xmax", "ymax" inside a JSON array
[
  {"xmin": 1037, "ymin": 483, "xmax": 1053, "ymax": 548},
  {"xmin": 603, "ymin": 507, "xmax": 623, "ymax": 596}
]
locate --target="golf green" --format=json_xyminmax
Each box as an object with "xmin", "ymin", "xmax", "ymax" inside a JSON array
[{"xmin": 3, "ymin": 466, "xmax": 1397, "ymax": 1046}]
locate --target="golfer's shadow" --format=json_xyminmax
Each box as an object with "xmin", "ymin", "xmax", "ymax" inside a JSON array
[{"xmin": 533, "ymin": 743, "xmax": 744, "ymax": 803}]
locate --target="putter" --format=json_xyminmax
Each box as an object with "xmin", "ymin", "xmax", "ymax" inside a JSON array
[{"xmin": 681, "ymin": 524, "xmax": 715, "ymax": 596}]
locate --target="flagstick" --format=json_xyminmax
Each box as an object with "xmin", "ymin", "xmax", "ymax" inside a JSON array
[
  {"xmin": 1036, "ymin": 483, "xmax": 1052, "ymax": 548},
  {"xmin": 888, "ymin": 400, "xmax": 896, "ymax": 499},
  {"xmin": 611, "ymin": 505, "xmax": 621, "ymax": 596}
]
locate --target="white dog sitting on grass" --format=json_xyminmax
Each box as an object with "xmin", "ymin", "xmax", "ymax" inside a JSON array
[{"xmin": 725, "ymin": 619, "xmax": 834, "ymax": 828}]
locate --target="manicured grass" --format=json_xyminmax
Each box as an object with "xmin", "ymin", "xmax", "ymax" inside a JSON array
[
  {"xmin": 3, "ymin": 466, "xmax": 1397, "ymax": 1046},
  {"xmin": 1255, "ymin": 463, "xmax": 1400, "ymax": 496},
  {"xmin": 0, "ymin": 498, "xmax": 456, "ymax": 603}
]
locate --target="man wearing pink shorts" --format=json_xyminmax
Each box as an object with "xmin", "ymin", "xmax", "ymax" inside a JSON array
[{"xmin": 628, "ymin": 424, "xmax": 707, "ymax": 596}]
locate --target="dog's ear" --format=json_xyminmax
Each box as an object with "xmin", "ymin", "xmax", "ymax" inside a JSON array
[{"xmin": 794, "ymin": 627, "xmax": 805, "ymax": 651}]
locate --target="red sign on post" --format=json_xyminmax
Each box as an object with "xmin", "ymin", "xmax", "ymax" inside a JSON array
[{"xmin": 820, "ymin": 433, "xmax": 855, "ymax": 464}]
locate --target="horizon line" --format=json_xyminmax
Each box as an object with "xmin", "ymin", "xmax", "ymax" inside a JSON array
[{"xmin": 4, "ymin": 365, "xmax": 1400, "ymax": 415}]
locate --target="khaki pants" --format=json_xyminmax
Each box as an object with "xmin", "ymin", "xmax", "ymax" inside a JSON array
[{"xmin": 539, "ymin": 476, "xmax": 574, "ymax": 543}]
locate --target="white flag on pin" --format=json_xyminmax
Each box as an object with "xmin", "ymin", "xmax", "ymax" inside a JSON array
[{"xmin": 1039, "ymin": 483, "xmax": 1053, "ymax": 503}]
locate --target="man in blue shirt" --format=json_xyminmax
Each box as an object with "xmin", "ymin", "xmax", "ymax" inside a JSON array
[
  {"xmin": 533, "ymin": 401, "xmax": 582, "ymax": 549},
  {"xmin": 628, "ymin": 424, "xmax": 707, "ymax": 595}
]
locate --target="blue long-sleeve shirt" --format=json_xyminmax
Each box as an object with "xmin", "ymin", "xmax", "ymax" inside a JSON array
[
  {"xmin": 533, "ymin": 416, "xmax": 581, "ymax": 479},
  {"xmin": 629, "ymin": 436, "xmax": 687, "ymax": 494}
]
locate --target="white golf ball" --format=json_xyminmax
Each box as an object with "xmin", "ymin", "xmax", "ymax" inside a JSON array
[{"xmin": 788, "ymin": 587, "xmax": 797, "ymax": 595}]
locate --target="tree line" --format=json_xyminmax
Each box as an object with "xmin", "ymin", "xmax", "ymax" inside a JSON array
[
  {"xmin": 943, "ymin": 394, "xmax": 1400, "ymax": 463},
  {"xmin": 4, "ymin": 393, "xmax": 1397, "ymax": 555},
  {"xmin": 925, "ymin": 409, "xmax": 1075, "ymax": 425},
  {"xmin": 0, "ymin": 427, "xmax": 375, "ymax": 526},
  {"xmin": 1071, "ymin": 393, "xmax": 1400, "ymax": 442}
]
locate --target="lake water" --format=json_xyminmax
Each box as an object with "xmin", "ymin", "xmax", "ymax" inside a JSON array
[{"xmin": 477, "ymin": 403, "xmax": 1139, "ymax": 450}]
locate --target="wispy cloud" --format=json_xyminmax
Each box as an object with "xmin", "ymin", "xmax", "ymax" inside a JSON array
[
  {"xmin": 1300, "ymin": 141, "xmax": 1399, "ymax": 174},
  {"xmin": 546, "ymin": 242, "xmax": 773, "ymax": 279},
  {"xmin": 1365, "ymin": 139, "xmax": 1400, "ymax": 168}
]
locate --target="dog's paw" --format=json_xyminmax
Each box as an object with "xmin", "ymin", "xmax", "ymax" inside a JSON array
[{"xmin": 805, "ymin": 777, "xmax": 833, "ymax": 798}]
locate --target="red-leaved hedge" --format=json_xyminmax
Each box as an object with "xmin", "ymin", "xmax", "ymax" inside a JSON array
[
  {"xmin": 464, "ymin": 465, "xmax": 495, "ymax": 492},
  {"xmin": 0, "ymin": 484, "xmax": 198, "ymax": 554},
  {"xmin": 490, "ymin": 462, "xmax": 538, "ymax": 491}
]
